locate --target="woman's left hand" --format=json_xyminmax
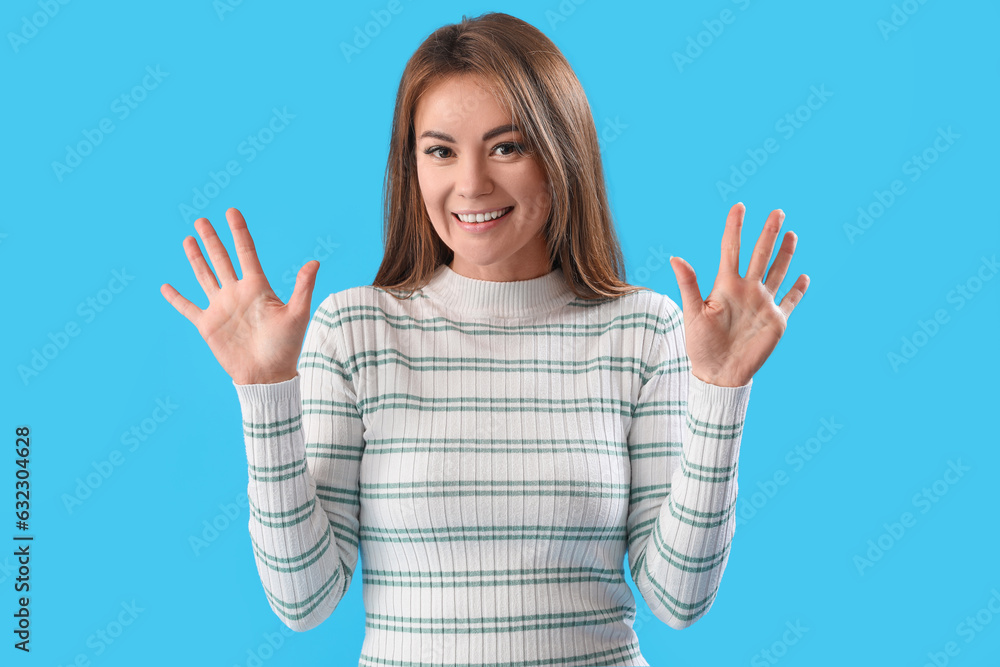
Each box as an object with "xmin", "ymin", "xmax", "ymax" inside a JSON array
[{"xmin": 668, "ymin": 203, "xmax": 809, "ymax": 387}]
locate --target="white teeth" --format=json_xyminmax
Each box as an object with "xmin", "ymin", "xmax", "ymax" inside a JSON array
[{"xmin": 456, "ymin": 207, "xmax": 511, "ymax": 223}]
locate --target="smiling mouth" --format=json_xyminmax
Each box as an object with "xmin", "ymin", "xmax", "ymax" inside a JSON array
[{"xmin": 452, "ymin": 206, "xmax": 514, "ymax": 223}]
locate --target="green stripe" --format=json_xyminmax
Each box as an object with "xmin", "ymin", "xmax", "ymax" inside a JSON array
[
  {"xmin": 248, "ymin": 458, "xmax": 305, "ymax": 482},
  {"xmin": 242, "ymin": 414, "xmax": 301, "ymax": 430},
  {"xmin": 364, "ymin": 605, "xmax": 634, "ymax": 634},
  {"xmin": 360, "ymin": 488, "xmax": 630, "ymax": 500},
  {"xmin": 628, "ymin": 441, "xmax": 682, "ymax": 460},
  {"xmin": 686, "ymin": 414, "xmax": 744, "ymax": 430},
  {"xmin": 261, "ymin": 567, "xmax": 342, "ymax": 620},
  {"xmin": 363, "ymin": 480, "xmax": 629, "ymax": 490},
  {"xmin": 315, "ymin": 484, "xmax": 360, "ymax": 506},
  {"xmin": 342, "ymin": 348, "xmax": 655, "ymax": 378},
  {"xmin": 243, "ymin": 422, "xmax": 301, "ymax": 440},
  {"xmin": 667, "ymin": 495, "xmax": 737, "ymax": 529},
  {"xmin": 361, "ymin": 565, "xmax": 625, "ymax": 588},
  {"xmin": 639, "ymin": 518, "xmax": 730, "ymax": 578},
  {"xmin": 685, "ymin": 413, "xmax": 744, "ymax": 440},
  {"xmin": 250, "ymin": 529, "xmax": 334, "ymax": 574},
  {"xmin": 357, "ymin": 392, "xmax": 633, "ymax": 414},
  {"xmin": 247, "ymin": 458, "xmax": 306, "ymax": 474},
  {"xmin": 680, "ymin": 455, "xmax": 737, "ymax": 483},
  {"xmin": 629, "ymin": 483, "xmax": 671, "ymax": 505},
  {"xmin": 640, "ymin": 550, "xmax": 719, "ymax": 620},
  {"xmin": 360, "ymin": 524, "xmax": 625, "ymax": 543},
  {"xmin": 355, "ymin": 437, "xmax": 628, "ymax": 457},
  {"xmin": 303, "ymin": 399, "xmax": 362, "ymax": 420},
  {"xmin": 248, "ymin": 495, "xmax": 313, "ymax": 526},
  {"xmin": 316, "ymin": 303, "xmax": 675, "ymax": 338},
  {"xmin": 632, "ymin": 401, "xmax": 687, "ymax": 418},
  {"xmin": 299, "ymin": 350, "xmax": 351, "ymax": 373},
  {"xmin": 642, "ymin": 356, "xmax": 692, "ymax": 383},
  {"xmin": 358, "ymin": 642, "xmax": 642, "ymax": 667},
  {"xmin": 680, "ymin": 455, "xmax": 737, "ymax": 474},
  {"xmin": 303, "ymin": 446, "xmax": 362, "ymax": 461}
]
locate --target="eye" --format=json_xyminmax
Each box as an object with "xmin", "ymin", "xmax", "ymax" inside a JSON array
[
  {"xmin": 423, "ymin": 145, "xmax": 453, "ymax": 159},
  {"xmin": 494, "ymin": 142, "xmax": 525, "ymax": 157}
]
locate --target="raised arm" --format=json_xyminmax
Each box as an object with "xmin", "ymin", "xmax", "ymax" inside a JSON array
[
  {"xmin": 160, "ymin": 207, "xmax": 361, "ymax": 630},
  {"xmin": 628, "ymin": 203, "xmax": 809, "ymax": 627},
  {"xmin": 626, "ymin": 297, "xmax": 751, "ymax": 629},
  {"xmin": 233, "ymin": 294, "xmax": 363, "ymax": 630}
]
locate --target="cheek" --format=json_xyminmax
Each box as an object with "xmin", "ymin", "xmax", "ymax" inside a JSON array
[
  {"xmin": 517, "ymin": 165, "xmax": 550, "ymax": 222},
  {"xmin": 416, "ymin": 170, "xmax": 444, "ymax": 209},
  {"xmin": 520, "ymin": 182, "xmax": 551, "ymax": 223}
]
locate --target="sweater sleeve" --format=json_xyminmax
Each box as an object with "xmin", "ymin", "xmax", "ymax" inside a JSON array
[
  {"xmin": 232, "ymin": 294, "xmax": 363, "ymax": 632},
  {"xmin": 626, "ymin": 295, "xmax": 752, "ymax": 630}
]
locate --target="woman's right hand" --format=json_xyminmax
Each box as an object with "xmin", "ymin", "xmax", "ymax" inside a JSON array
[{"xmin": 160, "ymin": 207, "xmax": 320, "ymax": 385}]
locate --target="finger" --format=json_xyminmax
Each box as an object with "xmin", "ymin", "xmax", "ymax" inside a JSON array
[
  {"xmin": 764, "ymin": 231, "xmax": 797, "ymax": 295},
  {"xmin": 195, "ymin": 217, "xmax": 239, "ymax": 285},
  {"xmin": 669, "ymin": 256, "xmax": 703, "ymax": 316},
  {"xmin": 778, "ymin": 274, "xmax": 809, "ymax": 319},
  {"xmin": 719, "ymin": 202, "xmax": 745, "ymax": 276},
  {"xmin": 746, "ymin": 209, "xmax": 784, "ymax": 283},
  {"xmin": 287, "ymin": 260, "xmax": 320, "ymax": 315},
  {"xmin": 183, "ymin": 234, "xmax": 222, "ymax": 296},
  {"xmin": 226, "ymin": 207, "xmax": 264, "ymax": 277},
  {"xmin": 160, "ymin": 283, "xmax": 203, "ymax": 326}
]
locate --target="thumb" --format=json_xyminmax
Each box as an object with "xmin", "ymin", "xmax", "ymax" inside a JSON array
[
  {"xmin": 669, "ymin": 256, "xmax": 702, "ymax": 316},
  {"xmin": 287, "ymin": 260, "xmax": 320, "ymax": 316}
]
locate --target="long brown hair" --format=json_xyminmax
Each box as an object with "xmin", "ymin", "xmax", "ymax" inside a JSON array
[{"xmin": 372, "ymin": 11, "xmax": 647, "ymax": 301}]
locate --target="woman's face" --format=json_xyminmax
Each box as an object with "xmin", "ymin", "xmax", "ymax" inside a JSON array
[{"xmin": 414, "ymin": 74, "xmax": 552, "ymax": 282}]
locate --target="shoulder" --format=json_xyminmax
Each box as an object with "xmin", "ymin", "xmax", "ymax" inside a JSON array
[
  {"xmin": 571, "ymin": 287, "xmax": 682, "ymax": 335},
  {"xmin": 311, "ymin": 282, "xmax": 430, "ymax": 329}
]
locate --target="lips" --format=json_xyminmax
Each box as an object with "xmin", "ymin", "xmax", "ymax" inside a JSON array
[
  {"xmin": 452, "ymin": 206, "xmax": 514, "ymax": 223},
  {"xmin": 451, "ymin": 205, "xmax": 513, "ymax": 233}
]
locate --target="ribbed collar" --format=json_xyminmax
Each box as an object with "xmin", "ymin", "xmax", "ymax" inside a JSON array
[{"xmin": 421, "ymin": 263, "xmax": 577, "ymax": 319}]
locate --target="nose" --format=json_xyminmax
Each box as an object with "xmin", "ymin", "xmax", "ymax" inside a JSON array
[{"xmin": 455, "ymin": 152, "xmax": 493, "ymax": 199}]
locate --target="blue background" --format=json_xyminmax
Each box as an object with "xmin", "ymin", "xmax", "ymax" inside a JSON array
[{"xmin": 4, "ymin": 0, "xmax": 998, "ymax": 665}]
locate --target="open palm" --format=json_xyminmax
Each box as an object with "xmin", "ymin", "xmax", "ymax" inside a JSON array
[
  {"xmin": 669, "ymin": 203, "xmax": 809, "ymax": 387},
  {"xmin": 160, "ymin": 208, "xmax": 320, "ymax": 385}
]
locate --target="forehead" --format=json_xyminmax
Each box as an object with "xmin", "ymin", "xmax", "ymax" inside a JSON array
[{"xmin": 414, "ymin": 74, "xmax": 515, "ymax": 133}]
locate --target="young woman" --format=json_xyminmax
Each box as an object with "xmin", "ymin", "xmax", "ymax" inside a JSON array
[{"xmin": 161, "ymin": 12, "xmax": 808, "ymax": 666}]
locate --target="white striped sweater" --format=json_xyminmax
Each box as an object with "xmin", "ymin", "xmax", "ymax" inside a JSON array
[{"xmin": 233, "ymin": 263, "xmax": 752, "ymax": 666}]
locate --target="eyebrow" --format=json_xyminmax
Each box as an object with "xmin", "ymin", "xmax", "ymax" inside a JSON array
[{"xmin": 418, "ymin": 124, "xmax": 520, "ymax": 143}]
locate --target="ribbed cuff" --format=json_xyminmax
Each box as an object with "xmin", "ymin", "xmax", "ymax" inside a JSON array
[
  {"xmin": 688, "ymin": 371, "xmax": 752, "ymax": 410},
  {"xmin": 232, "ymin": 374, "xmax": 305, "ymax": 468},
  {"xmin": 684, "ymin": 371, "xmax": 752, "ymax": 469},
  {"xmin": 233, "ymin": 373, "xmax": 300, "ymax": 407}
]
